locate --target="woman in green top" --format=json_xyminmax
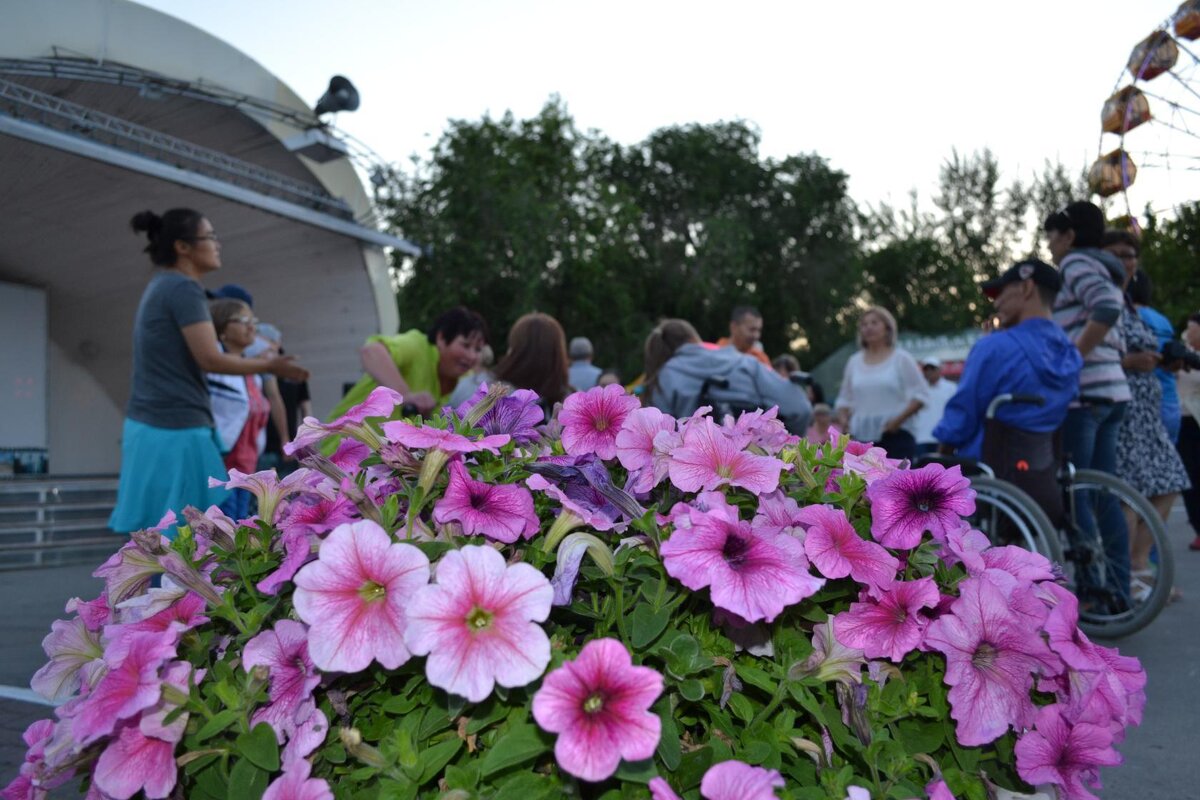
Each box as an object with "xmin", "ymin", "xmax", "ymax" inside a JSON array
[{"xmin": 330, "ymin": 307, "xmax": 487, "ymax": 419}]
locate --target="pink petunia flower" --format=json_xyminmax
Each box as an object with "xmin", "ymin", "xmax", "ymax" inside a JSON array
[
  {"xmin": 668, "ymin": 417, "xmax": 788, "ymax": 495},
  {"xmin": 866, "ymin": 463, "xmax": 976, "ymax": 550},
  {"xmin": 292, "ymin": 521, "xmax": 430, "ymax": 673},
  {"xmin": 287, "ymin": 386, "xmax": 403, "ymax": 455},
  {"xmin": 432, "ymin": 460, "xmax": 539, "ymax": 543},
  {"xmin": 65, "ymin": 595, "xmax": 112, "ymax": 632},
  {"xmin": 70, "ymin": 631, "xmax": 178, "ymax": 747},
  {"xmin": 263, "ymin": 758, "xmax": 334, "ymax": 800},
  {"xmin": 207, "ymin": 468, "xmax": 316, "ymax": 525},
  {"xmin": 924, "ymin": 577, "xmax": 1061, "ymax": 746},
  {"xmin": 329, "ymin": 439, "xmax": 371, "ymax": 475},
  {"xmin": 404, "ymin": 545, "xmax": 553, "ymax": 702},
  {"xmin": 559, "ymin": 384, "xmax": 641, "ymax": 460},
  {"xmin": 719, "ymin": 407, "xmax": 796, "ymax": 456},
  {"xmin": 0, "ymin": 719, "xmax": 71, "ymax": 800},
  {"xmin": 797, "ymin": 504, "xmax": 899, "ymax": 595},
  {"xmin": 282, "ymin": 494, "xmax": 360, "ymax": 538},
  {"xmin": 92, "ymin": 720, "xmax": 178, "ymax": 799},
  {"xmin": 751, "ymin": 490, "xmax": 806, "ymax": 537},
  {"xmin": 660, "ymin": 500, "xmax": 824, "ymax": 623},
  {"xmin": 282, "ymin": 706, "xmax": 329, "ymax": 765},
  {"xmin": 30, "ymin": 617, "xmax": 106, "ymax": 703},
  {"xmin": 833, "ymin": 577, "xmax": 940, "ymax": 662},
  {"xmin": 700, "ymin": 760, "xmax": 785, "ymax": 800},
  {"xmin": 532, "ymin": 638, "xmax": 663, "ymax": 782},
  {"xmin": 615, "ymin": 407, "xmax": 677, "ymax": 492},
  {"xmin": 1014, "ymin": 704, "xmax": 1122, "ymax": 800},
  {"xmin": 380, "ymin": 420, "xmax": 510, "ymax": 454},
  {"xmin": 257, "ymin": 530, "xmax": 318, "ymax": 596},
  {"xmin": 244, "ymin": 620, "xmax": 320, "ymax": 743},
  {"xmin": 93, "ymin": 542, "xmax": 166, "ymax": 604}
]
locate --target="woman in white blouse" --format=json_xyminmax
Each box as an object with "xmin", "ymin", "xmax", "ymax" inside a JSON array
[{"xmin": 834, "ymin": 306, "xmax": 928, "ymax": 460}]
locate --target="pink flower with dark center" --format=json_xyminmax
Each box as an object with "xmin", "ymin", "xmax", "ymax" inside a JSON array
[
  {"xmin": 432, "ymin": 460, "xmax": 539, "ymax": 543},
  {"xmin": 661, "ymin": 502, "xmax": 824, "ymax": 623},
  {"xmin": 263, "ymin": 758, "xmax": 334, "ymax": 800},
  {"xmin": 532, "ymin": 638, "xmax": 663, "ymax": 782},
  {"xmin": 243, "ymin": 620, "xmax": 320, "ymax": 743},
  {"xmin": 559, "ymin": 384, "xmax": 641, "ymax": 460},
  {"xmin": 1014, "ymin": 704, "xmax": 1122, "ymax": 800},
  {"xmin": 404, "ymin": 545, "xmax": 552, "ymax": 702},
  {"xmin": 31, "ymin": 617, "xmax": 106, "ymax": 702},
  {"xmin": 866, "ymin": 463, "xmax": 976, "ymax": 550},
  {"xmin": 283, "ymin": 494, "xmax": 360, "ymax": 537},
  {"xmin": 71, "ymin": 632, "xmax": 177, "ymax": 747},
  {"xmin": 292, "ymin": 520, "xmax": 430, "ymax": 673},
  {"xmin": 924, "ymin": 577, "xmax": 1061, "ymax": 746},
  {"xmin": 92, "ymin": 719, "xmax": 179, "ymax": 799},
  {"xmin": 797, "ymin": 504, "xmax": 900, "ymax": 594},
  {"xmin": 700, "ymin": 760, "xmax": 785, "ymax": 800},
  {"xmin": 668, "ymin": 417, "xmax": 787, "ymax": 495},
  {"xmin": 615, "ymin": 407, "xmax": 677, "ymax": 492},
  {"xmin": 833, "ymin": 577, "xmax": 939, "ymax": 662},
  {"xmin": 380, "ymin": 420, "xmax": 510, "ymax": 454},
  {"xmin": 329, "ymin": 439, "xmax": 371, "ymax": 474}
]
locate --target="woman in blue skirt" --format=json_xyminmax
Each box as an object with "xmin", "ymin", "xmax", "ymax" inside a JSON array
[{"xmin": 108, "ymin": 209, "xmax": 309, "ymax": 534}]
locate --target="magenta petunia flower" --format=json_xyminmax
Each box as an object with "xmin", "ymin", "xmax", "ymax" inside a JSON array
[
  {"xmin": 257, "ymin": 530, "xmax": 317, "ymax": 596},
  {"xmin": 292, "ymin": 520, "xmax": 430, "ymax": 673},
  {"xmin": 1014, "ymin": 704, "xmax": 1122, "ymax": 800},
  {"xmin": 866, "ymin": 463, "xmax": 976, "ymax": 550},
  {"xmin": 30, "ymin": 617, "xmax": 106, "ymax": 703},
  {"xmin": 263, "ymin": 758, "xmax": 334, "ymax": 800},
  {"xmin": 532, "ymin": 638, "xmax": 663, "ymax": 782},
  {"xmin": 667, "ymin": 417, "xmax": 787, "ymax": 495},
  {"xmin": 281, "ymin": 705, "xmax": 329, "ymax": 765},
  {"xmin": 65, "ymin": 595, "xmax": 112, "ymax": 632},
  {"xmin": 661, "ymin": 502, "xmax": 824, "ymax": 623},
  {"xmin": 457, "ymin": 386, "xmax": 545, "ymax": 444},
  {"xmin": 0, "ymin": 719, "xmax": 71, "ymax": 800},
  {"xmin": 404, "ymin": 545, "xmax": 553, "ymax": 702},
  {"xmin": 559, "ymin": 384, "xmax": 641, "ymax": 460},
  {"xmin": 615, "ymin": 406, "xmax": 677, "ymax": 492},
  {"xmin": 924, "ymin": 577, "xmax": 1061, "ymax": 746},
  {"xmin": 243, "ymin": 620, "xmax": 320, "ymax": 743},
  {"xmin": 719, "ymin": 407, "xmax": 795, "ymax": 455},
  {"xmin": 381, "ymin": 420, "xmax": 510, "ymax": 454},
  {"xmin": 432, "ymin": 460, "xmax": 539, "ymax": 543},
  {"xmin": 833, "ymin": 577, "xmax": 939, "ymax": 662},
  {"xmin": 700, "ymin": 760, "xmax": 785, "ymax": 800},
  {"xmin": 71, "ymin": 632, "xmax": 178, "ymax": 747},
  {"xmin": 92, "ymin": 719, "xmax": 178, "ymax": 799},
  {"xmin": 797, "ymin": 504, "xmax": 899, "ymax": 595},
  {"xmin": 208, "ymin": 468, "xmax": 316, "ymax": 525},
  {"xmin": 283, "ymin": 494, "xmax": 360, "ymax": 537},
  {"xmin": 526, "ymin": 455, "xmax": 644, "ymax": 533},
  {"xmin": 288, "ymin": 387, "xmax": 403, "ymax": 456}
]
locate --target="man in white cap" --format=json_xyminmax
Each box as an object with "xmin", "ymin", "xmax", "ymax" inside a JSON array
[
  {"xmin": 911, "ymin": 357, "xmax": 957, "ymax": 455},
  {"xmin": 568, "ymin": 336, "xmax": 602, "ymax": 391}
]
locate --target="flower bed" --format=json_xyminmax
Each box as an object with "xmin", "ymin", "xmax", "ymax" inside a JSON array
[{"xmin": 4, "ymin": 385, "xmax": 1143, "ymax": 800}]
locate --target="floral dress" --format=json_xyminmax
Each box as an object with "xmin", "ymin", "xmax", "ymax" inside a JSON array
[{"xmin": 1116, "ymin": 307, "xmax": 1191, "ymax": 497}]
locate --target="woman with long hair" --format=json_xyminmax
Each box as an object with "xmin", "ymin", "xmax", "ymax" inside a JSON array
[
  {"xmin": 834, "ymin": 306, "xmax": 927, "ymax": 459},
  {"xmin": 108, "ymin": 209, "xmax": 308, "ymax": 534},
  {"xmin": 493, "ymin": 312, "xmax": 571, "ymax": 411}
]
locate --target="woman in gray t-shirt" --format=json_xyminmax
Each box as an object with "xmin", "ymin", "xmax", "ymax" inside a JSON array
[{"xmin": 109, "ymin": 208, "xmax": 308, "ymax": 533}]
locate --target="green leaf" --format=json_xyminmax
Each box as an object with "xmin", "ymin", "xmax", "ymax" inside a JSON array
[
  {"xmin": 629, "ymin": 603, "xmax": 671, "ymax": 648},
  {"xmin": 726, "ymin": 692, "xmax": 755, "ymax": 723},
  {"xmin": 418, "ymin": 737, "xmax": 463, "ymax": 783},
  {"xmin": 739, "ymin": 738, "xmax": 774, "ymax": 765},
  {"xmin": 193, "ymin": 709, "xmax": 240, "ymax": 742},
  {"xmin": 193, "ymin": 762, "xmax": 228, "ymax": 800},
  {"xmin": 227, "ymin": 757, "xmax": 268, "ymax": 800},
  {"xmin": 479, "ymin": 723, "xmax": 550, "ymax": 777},
  {"xmin": 675, "ymin": 746, "xmax": 714, "ymax": 790},
  {"xmin": 491, "ymin": 771, "xmax": 560, "ymax": 800},
  {"xmin": 678, "ymin": 679, "xmax": 705, "ymax": 702},
  {"xmin": 896, "ymin": 719, "xmax": 944, "ymax": 755},
  {"xmin": 614, "ymin": 757, "xmax": 657, "ymax": 783},
  {"xmin": 466, "ymin": 699, "xmax": 511, "ymax": 734},
  {"xmin": 234, "ymin": 723, "xmax": 280, "ymax": 772},
  {"xmin": 443, "ymin": 763, "xmax": 480, "ymax": 791},
  {"xmin": 378, "ymin": 777, "xmax": 417, "ymax": 800},
  {"xmin": 656, "ymin": 706, "xmax": 682, "ymax": 772},
  {"xmin": 734, "ymin": 663, "xmax": 778, "ymax": 694}
]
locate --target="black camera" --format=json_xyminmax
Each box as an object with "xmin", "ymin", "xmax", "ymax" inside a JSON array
[{"xmin": 1161, "ymin": 339, "xmax": 1200, "ymax": 370}]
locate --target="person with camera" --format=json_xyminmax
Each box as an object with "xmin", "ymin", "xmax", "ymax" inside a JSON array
[{"xmin": 1104, "ymin": 230, "xmax": 1190, "ymax": 599}]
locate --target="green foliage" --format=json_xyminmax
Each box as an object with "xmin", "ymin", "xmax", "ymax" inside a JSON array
[{"xmin": 1139, "ymin": 202, "xmax": 1200, "ymax": 330}]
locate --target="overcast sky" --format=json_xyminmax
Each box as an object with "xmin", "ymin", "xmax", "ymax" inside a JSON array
[{"xmin": 139, "ymin": 0, "xmax": 1187, "ymax": 218}]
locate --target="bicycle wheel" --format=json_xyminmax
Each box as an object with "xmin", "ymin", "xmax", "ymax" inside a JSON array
[
  {"xmin": 1064, "ymin": 469, "xmax": 1174, "ymax": 639},
  {"xmin": 968, "ymin": 475, "xmax": 1064, "ymax": 564}
]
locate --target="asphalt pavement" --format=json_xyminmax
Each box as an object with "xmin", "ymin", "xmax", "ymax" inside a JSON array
[{"xmin": 1, "ymin": 512, "xmax": 1197, "ymax": 797}]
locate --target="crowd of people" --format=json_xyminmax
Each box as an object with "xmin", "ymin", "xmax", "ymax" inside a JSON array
[{"xmin": 108, "ymin": 202, "xmax": 1200, "ymax": 609}]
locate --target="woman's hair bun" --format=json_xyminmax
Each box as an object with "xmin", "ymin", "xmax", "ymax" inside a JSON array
[{"xmin": 130, "ymin": 210, "xmax": 163, "ymax": 239}]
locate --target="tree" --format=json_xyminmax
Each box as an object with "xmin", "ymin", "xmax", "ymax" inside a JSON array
[{"xmin": 1140, "ymin": 203, "xmax": 1200, "ymax": 330}]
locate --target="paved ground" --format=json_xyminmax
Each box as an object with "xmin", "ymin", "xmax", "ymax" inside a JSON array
[{"xmin": 1, "ymin": 515, "xmax": 1197, "ymax": 797}]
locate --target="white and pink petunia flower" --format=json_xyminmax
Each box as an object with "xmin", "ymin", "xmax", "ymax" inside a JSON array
[
  {"xmin": 432, "ymin": 460, "xmax": 539, "ymax": 543},
  {"xmin": 30, "ymin": 616, "xmax": 106, "ymax": 703},
  {"xmin": 208, "ymin": 468, "xmax": 317, "ymax": 525},
  {"xmin": 615, "ymin": 407, "xmax": 677, "ymax": 492},
  {"xmin": 292, "ymin": 521, "xmax": 430, "ymax": 673},
  {"xmin": 559, "ymin": 384, "xmax": 641, "ymax": 461},
  {"xmin": 532, "ymin": 638, "xmax": 663, "ymax": 782},
  {"xmin": 404, "ymin": 545, "xmax": 553, "ymax": 702}
]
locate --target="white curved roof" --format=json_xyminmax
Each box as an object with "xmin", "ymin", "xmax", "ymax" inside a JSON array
[{"xmin": 1, "ymin": 0, "xmax": 371, "ymax": 219}]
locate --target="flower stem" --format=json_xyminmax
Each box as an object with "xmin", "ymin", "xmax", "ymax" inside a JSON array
[{"xmin": 749, "ymin": 679, "xmax": 789, "ymax": 728}]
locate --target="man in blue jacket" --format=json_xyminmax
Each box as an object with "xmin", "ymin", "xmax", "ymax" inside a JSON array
[{"xmin": 934, "ymin": 260, "xmax": 1083, "ymax": 459}]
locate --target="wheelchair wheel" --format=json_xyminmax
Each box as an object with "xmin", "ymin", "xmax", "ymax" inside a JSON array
[
  {"xmin": 1064, "ymin": 469, "xmax": 1174, "ymax": 639},
  {"xmin": 967, "ymin": 475, "xmax": 1064, "ymax": 564}
]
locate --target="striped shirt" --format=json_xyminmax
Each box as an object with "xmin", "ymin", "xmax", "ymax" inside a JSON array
[{"xmin": 1052, "ymin": 250, "xmax": 1130, "ymax": 404}]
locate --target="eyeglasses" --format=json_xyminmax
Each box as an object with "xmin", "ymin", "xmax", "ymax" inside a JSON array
[{"xmin": 231, "ymin": 316, "xmax": 258, "ymax": 326}]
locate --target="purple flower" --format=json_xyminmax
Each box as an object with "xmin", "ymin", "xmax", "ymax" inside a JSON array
[
  {"xmin": 432, "ymin": 460, "xmax": 539, "ymax": 543},
  {"xmin": 559, "ymin": 384, "xmax": 641, "ymax": 460},
  {"xmin": 256, "ymin": 530, "xmax": 317, "ymax": 596},
  {"xmin": 700, "ymin": 760, "xmax": 785, "ymax": 800},
  {"xmin": 458, "ymin": 386, "xmax": 545, "ymax": 443},
  {"xmin": 867, "ymin": 463, "xmax": 976, "ymax": 549},
  {"xmin": 833, "ymin": 577, "xmax": 939, "ymax": 662},
  {"xmin": 532, "ymin": 638, "xmax": 663, "ymax": 781},
  {"xmin": 243, "ymin": 620, "xmax": 320, "ymax": 743},
  {"xmin": 797, "ymin": 504, "xmax": 899, "ymax": 595},
  {"xmin": 661, "ymin": 499, "xmax": 824, "ymax": 623},
  {"xmin": 526, "ymin": 455, "xmax": 645, "ymax": 533},
  {"xmin": 924, "ymin": 577, "xmax": 1061, "ymax": 746},
  {"xmin": 263, "ymin": 758, "xmax": 334, "ymax": 800},
  {"xmin": 668, "ymin": 417, "xmax": 787, "ymax": 495},
  {"xmin": 1014, "ymin": 704, "xmax": 1122, "ymax": 800}
]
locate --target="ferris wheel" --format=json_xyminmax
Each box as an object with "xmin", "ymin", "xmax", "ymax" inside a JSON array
[{"xmin": 1091, "ymin": 1, "xmax": 1200, "ymax": 231}]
